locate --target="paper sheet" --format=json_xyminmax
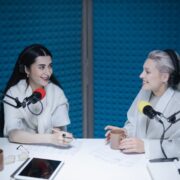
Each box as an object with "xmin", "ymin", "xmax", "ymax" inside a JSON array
[{"xmin": 90, "ymin": 143, "xmax": 145, "ymax": 167}]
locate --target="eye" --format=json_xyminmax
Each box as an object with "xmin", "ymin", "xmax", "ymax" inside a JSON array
[
  {"xmin": 38, "ymin": 65, "xmax": 45, "ymax": 70},
  {"xmin": 144, "ymin": 67, "xmax": 151, "ymax": 74},
  {"xmin": 49, "ymin": 63, "xmax": 53, "ymax": 68}
]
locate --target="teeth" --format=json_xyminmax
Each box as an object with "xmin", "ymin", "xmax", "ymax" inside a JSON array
[{"xmin": 42, "ymin": 77, "xmax": 49, "ymax": 80}]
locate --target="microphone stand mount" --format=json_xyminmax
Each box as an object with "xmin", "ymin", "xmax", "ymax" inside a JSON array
[
  {"xmin": 149, "ymin": 113, "xmax": 179, "ymax": 163},
  {"xmin": 0, "ymin": 91, "xmax": 43, "ymax": 115},
  {"xmin": 0, "ymin": 91, "xmax": 22, "ymax": 108}
]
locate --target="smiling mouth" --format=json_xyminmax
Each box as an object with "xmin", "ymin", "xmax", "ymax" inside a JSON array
[{"xmin": 41, "ymin": 77, "xmax": 49, "ymax": 81}]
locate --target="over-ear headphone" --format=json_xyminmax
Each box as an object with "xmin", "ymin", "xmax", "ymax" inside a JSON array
[{"xmin": 164, "ymin": 49, "xmax": 180, "ymax": 86}]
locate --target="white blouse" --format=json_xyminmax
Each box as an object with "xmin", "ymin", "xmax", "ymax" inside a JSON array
[{"xmin": 3, "ymin": 80, "xmax": 70, "ymax": 136}]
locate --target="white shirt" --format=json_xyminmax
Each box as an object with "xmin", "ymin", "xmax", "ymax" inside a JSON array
[{"xmin": 3, "ymin": 80, "xmax": 70, "ymax": 136}]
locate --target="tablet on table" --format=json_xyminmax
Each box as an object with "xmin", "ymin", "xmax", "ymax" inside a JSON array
[{"xmin": 11, "ymin": 157, "xmax": 64, "ymax": 180}]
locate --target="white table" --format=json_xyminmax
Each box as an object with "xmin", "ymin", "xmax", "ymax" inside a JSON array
[{"xmin": 0, "ymin": 138, "xmax": 179, "ymax": 180}]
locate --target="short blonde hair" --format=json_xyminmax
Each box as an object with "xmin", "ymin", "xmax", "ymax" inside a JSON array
[{"xmin": 147, "ymin": 50, "xmax": 180, "ymax": 89}]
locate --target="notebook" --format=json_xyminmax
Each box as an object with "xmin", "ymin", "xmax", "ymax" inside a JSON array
[{"xmin": 147, "ymin": 161, "xmax": 180, "ymax": 180}]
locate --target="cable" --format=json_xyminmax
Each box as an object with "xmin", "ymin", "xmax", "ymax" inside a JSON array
[{"xmin": 27, "ymin": 101, "xmax": 43, "ymax": 115}]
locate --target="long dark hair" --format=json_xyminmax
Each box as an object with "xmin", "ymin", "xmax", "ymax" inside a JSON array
[{"xmin": 4, "ymin": 44, "xmax": 62, "ymax": 93}]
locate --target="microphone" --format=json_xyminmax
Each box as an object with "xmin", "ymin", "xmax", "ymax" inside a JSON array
[
  {"xmin": 138, "ymin": 101, "xmax": 162, "ymax": 120},
  {"xmin": 138, "ymin": 100, "xmax": 179, "ymax": 162},
  {"xmin": 1, "ymin": 88, "xmax": 46, "ymax": 115},
  {"xmin": 22, "ymin": 88, "xmax": 46, "ymax": 107}
]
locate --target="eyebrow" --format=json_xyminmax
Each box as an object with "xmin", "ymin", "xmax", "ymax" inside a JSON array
[
  {"xmin": 144, "ymin": 66, "xmax": 150, "ymax": 70},
  {"xmin": 37, "ymin": 63, "xmax": 52, "ymax": 66}
]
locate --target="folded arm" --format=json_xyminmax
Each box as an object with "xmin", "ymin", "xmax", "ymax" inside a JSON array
[{"xmin": 8, "ymin": 128, "xmax": 73, "ymax": 146}]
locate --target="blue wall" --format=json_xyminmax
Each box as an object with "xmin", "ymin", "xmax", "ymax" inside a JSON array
[
  {"xmin": 0, "ymin": 0, "xmax": 180, "ymax": 138},
  {"xmin": 0, "ymin": 0, "xmax": 83, "ymax": 137},
  {"xmin": 93, "ymin": 0, "xmax": 180, "ymax": 137}
]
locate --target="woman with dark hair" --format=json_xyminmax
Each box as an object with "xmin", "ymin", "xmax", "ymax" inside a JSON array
[
  {"xmin": 105, "ymin": 49, "xmax": 180, "ymax": 159},
  {"xmin": 3, "ymin": 44, "xmax": 73, "ymax": 146}
]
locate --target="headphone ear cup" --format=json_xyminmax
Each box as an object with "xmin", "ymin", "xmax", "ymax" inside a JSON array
[
  {"xmin": 168, "ymin": 72, "xmax": 180, "ymax": 88},
  {"xmin": 173, "ymin": 74, "xmax": 180, "ymax": 85},
  {"xmin": 19, "ymin": 64, "xmax": 25, "ymax": 73}
]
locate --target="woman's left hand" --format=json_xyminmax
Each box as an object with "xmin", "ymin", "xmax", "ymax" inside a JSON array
[
  {"xmin": 52, "ymin": 128, "xmax": 73, "ymax": 146},
  {"xmin": 119, "ymin": 137, "xmax": 145, "ymax": 153}
]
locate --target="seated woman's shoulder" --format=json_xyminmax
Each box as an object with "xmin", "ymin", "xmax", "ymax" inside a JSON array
[
  {"xmin": 46, "ymin": 82, "xmax": 64, "ymax": 95},
  {"xmin": 7, "ymin": 80, "xmax": 27, "ymax": 94}
]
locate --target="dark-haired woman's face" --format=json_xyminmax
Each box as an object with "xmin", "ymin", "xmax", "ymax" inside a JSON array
[{"xmin": 25, "ymin": 56, "xmax": 53, "ymax": 91}]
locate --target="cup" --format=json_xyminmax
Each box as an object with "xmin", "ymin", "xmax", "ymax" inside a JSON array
[
  {"xmin": 110, "ymin": 129, "xmax": 126, "ymax": 149},
  {"xmin": 0, "ymin": 149, "xmax": 4, "ymax": 171}
]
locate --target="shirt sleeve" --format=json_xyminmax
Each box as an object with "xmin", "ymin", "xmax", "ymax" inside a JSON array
[
  {"xmin": 49, "ymin": 85, "xmax": 71, "ymax": 128},
  {"xmin": 123, "ymin": 89, "xmax": 142, "ymax": 137},
  {"xmin": 51, "ymin": 103, "xmax": 70, "ymax": 127}
]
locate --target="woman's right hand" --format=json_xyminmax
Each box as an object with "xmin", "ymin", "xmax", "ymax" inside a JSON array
[{"xmin": 104, "ymin": 125, "xmax": 126, "ymax": 143}]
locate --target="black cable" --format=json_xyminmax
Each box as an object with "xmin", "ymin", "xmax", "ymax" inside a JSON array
[
  {"xmin": 150, "ymin": 119, "xmax": 178, "ymax": 162},
  {"xmin": 159, "ymin": 121, "xmax": 167, "ymax": 159},
  {"xmin": 27, "ymin": 101, "xmax": 43, "ymax": 115}
]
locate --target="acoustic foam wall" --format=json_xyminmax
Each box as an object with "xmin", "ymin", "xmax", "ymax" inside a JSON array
[
  {"xmin": 0, "ymin": 0, "xmax": 83, "ymax": 137},
  {"xmin": 93, "ymin": 0, "xmax": 180, "ymax": 137}
]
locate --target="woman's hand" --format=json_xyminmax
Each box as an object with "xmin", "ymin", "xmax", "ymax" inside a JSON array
[
  {"xmin": 119, "ymin": 137, "xmax": 144, "ymax": 153},
  {"xmin": 51, "ymin": 128, "xmax": 73, "ymax": 146},
  {"xmin": 104, "ymin": 125, "xmax": 126, "ymax": 143}
]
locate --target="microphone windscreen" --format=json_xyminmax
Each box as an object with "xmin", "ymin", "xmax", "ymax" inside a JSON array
[
  {"xmin": 138, "ymin": 101, "xmax": 151, "ymax": 113},
  {"xmin": 34, "ymin": 88, "xmax": 46, "ymax": 100}
]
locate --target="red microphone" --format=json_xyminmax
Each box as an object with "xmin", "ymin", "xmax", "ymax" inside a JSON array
[
  {"xmin": 34, "ymin": 88, "xmax": 46, "ymax": 99},
  {"xmin": 25, "ymin": 88, "xmax": 46, "ymax": 105}
]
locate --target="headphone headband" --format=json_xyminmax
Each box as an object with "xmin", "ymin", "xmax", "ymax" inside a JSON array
[
  {"xmin": 164, "ymin": 49, "xmax": 179, "ymax": 74},
  {"xmin": 164, "ymin": 49, "xmax": 180, "ymax": 86}
]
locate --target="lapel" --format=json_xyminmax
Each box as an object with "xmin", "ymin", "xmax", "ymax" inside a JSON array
[
  {"xmin": 136, "ymin": 89, "xmax": 151, "ymax": 137},
  {"xmin": 146, "ymin": 88, "xmax": 175, "ymax": 137},
  {"xmin": 37, "ymin": 85, "xmax": 51, "ymax": 133},
  {"xmin": 154, "ymin": 88, "xmax": 175, "ymax": 113}
]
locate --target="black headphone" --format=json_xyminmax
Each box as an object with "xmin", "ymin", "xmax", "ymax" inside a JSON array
[{"xmin": 164, "ymin": 49, "xmax": 180, "ymax": 87}]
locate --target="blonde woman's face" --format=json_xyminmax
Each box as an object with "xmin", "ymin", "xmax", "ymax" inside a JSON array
[
  {"xmin": 139, "ymin": 58, "xmax": 169, "ymax": 96},
  {"xmin": 25, "ymin": 56, "xmax": 53, "ymax": 91}
]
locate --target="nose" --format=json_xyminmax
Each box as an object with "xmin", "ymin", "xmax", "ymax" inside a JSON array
[
  {"xmin": 139, "ymin": 71, "xmax": 144, "ymax": 79},
  {"xmin": 44, "ymin": 67, "xmax": 52, "ymax": 76}
]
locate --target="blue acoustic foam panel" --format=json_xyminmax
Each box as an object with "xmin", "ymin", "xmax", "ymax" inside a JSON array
[
  {"xmin": 0, "ymin": 0, "xmax": 83, "ymax": 137},
  {"xmin": 93, "ymin": 0, "xmax": 180, "ymax": 137}
]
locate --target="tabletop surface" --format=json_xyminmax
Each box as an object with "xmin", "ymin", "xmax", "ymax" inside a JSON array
[{"xmin": 0, "ymin": 138, "xmax": 179, "ymax": 180}]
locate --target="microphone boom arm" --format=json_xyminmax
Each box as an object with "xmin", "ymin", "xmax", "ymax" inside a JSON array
[
  {"xmin": 167, "ymin": 110, "xmax": 180, "ymax": 123},
  {"xmin": 0, "ymin": 91, "xmax": 22, "ymax": 108},
  {"xmin": 0, "ymin": 90, "xmax": 44, "ymax": 115}
]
